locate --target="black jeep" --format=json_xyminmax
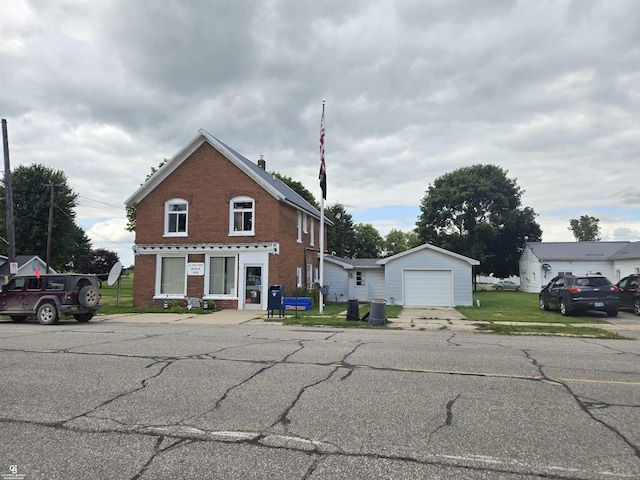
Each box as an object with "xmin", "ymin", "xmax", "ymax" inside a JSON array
[{"xmin": 0, "ymin": 274, "xmax": 101, "ymax": 325}]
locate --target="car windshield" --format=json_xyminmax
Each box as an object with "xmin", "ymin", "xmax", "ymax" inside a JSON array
[{"xmin": 574, "ymin": 277, "xmax": 611, "ymax": 287}]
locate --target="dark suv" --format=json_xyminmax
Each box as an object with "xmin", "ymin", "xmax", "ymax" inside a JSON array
[
  {"xmin": 539, "ymin": 274, "xmax": 619, "ymax": 317},
  {"xmin": 0, "ymin": 274, "xmax": 101, "ymax": 325},
  {"xmin": 617, "ymin": 274, "xmax": 640, "ymax": 316}
]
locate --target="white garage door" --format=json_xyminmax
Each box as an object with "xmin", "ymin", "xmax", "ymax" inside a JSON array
[{"xmin": 404, "ymin": 270, "xmax": 452, "ymax": 307}]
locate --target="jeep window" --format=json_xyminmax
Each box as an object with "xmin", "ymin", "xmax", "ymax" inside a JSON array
[
  {"xmin": 7, "ymin": 278, "xmax": 25, "ymax": 291},
  {"xmin": 27, "ymin": 278, "xmax": 43, "ymax": 290},
  {"xmin": 45, "ymin": 277, "xmax": 65, "ymax": 291}
]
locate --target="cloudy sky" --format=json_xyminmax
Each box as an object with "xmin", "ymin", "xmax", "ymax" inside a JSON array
[{"xmin": 2, "ymin": 0, "xmax": 640, "ymax": 267}]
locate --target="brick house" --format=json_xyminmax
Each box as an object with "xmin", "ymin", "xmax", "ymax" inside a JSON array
[{"xmin": 125, "ymin": 129, "xmax": 327, "ymax": 310}]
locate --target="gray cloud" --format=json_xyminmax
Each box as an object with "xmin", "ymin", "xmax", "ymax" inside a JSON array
[{"xmin": 1, "ymin": 0, "xmax": 639, "ymax": 265}]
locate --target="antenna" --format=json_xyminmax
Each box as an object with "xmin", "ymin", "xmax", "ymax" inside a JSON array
[{"xmin": 107, "ymin": 262, "xmax": 123, "ymax": 306}]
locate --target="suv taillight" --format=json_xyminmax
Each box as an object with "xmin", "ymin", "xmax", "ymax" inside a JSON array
[
  {"xmin": 610, "ymin": 286, "xmax": 619, "ymax": 292},
  {"xmin": 567, "ymin": 287, "xmax": 582, "ymax": 293}
]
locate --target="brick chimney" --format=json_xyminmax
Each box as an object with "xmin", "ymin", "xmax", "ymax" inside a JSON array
[{"xmin": 258, "ymin": 155, "xmax": 266, "ymax": 170}]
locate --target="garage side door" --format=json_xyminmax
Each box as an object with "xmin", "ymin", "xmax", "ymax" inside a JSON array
[{"xmin": 403, "ymin": 270, "xmax": 452, "ymax": 307}]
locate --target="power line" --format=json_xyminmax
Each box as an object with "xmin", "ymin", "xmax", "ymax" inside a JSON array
[{"xmin": 55, "ymin": 204, "xmax": 133, "ymax": 250}]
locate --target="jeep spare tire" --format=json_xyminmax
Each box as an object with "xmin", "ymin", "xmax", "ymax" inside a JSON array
[{"xmin": 78, "ymin": 285, "xmax": 99, "ymax": 308}]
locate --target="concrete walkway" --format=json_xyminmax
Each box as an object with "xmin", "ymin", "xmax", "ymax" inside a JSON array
[{"xmin": 94, "ymin": 308, "xmax": 640, "ymax": 338}]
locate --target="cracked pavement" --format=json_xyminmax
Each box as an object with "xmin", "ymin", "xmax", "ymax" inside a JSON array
[{"xmin": 1, "ymin": 321, "xmax": 639, "ymax": 479}]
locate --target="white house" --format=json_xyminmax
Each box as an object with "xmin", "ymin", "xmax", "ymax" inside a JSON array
[
  {"xmin": 0, "ymin": 255, "xmax": 55, "ymax": 287},
  {"xmin": 519, "ymin": 241, "xmax": 640, "ymax": 293},
  {"xmin": 324, "ymin": 257, "xmax": 385, "ymax": 303},
  {"xmin": 324, "ymin": 244, "xmax": 479, "ymax": 307}
]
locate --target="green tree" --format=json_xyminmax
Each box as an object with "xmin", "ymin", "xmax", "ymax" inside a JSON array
[
  {"xmin": 352, "ymin": 223, "xmax": 384, "ymax": 258},
  {"xmin": 0, "ymin": 164, "xmax": 92, "ymax": 271},
  {"xmin": 568, "ymin": 215, "xmax": 601, "ymax": 241},
  {"xmin": 326, "ymin": 203, "xmax": 355, "ymax": 257},
  {"xmin": 125, "ymin": 159, "xmax": 168, "ymax": 232},
  {"xmin": 273, "ymin": 172, "xmax": 319, "ymax": 210},
  {"xmin": 383, "ymin": 229, "xmax": 421, "ymax": 257},
  {"xmin": 77, "ymin": 248, "xmax": 121, "ymax": 280},
  {"xmin": 415, "ymin": 164, "xmax": 542, "ymax": 277}
]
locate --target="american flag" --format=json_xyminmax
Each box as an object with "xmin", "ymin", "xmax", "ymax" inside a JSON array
[{"xmin": 318, "ymin": 103, "xmax": 326, "ymax": 200}]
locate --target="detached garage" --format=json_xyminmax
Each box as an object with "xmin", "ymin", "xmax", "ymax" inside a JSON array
[{"xmin": 379, "ymin": 244, "xmax": 479, "ymax": 307}]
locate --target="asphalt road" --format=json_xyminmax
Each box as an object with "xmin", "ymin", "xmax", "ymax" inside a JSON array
[{"xmin": 1, "ymin": 319, "xmax": 639, "ymax": 479}]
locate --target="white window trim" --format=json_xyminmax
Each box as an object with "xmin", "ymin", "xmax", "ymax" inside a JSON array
[
  {"xmin": 154, "ymin": 254, "xmax": 187, "ymax": 299},
  {"xmin": 296, "ymin": 211, "xmax": 302, "ymax": 243},
  {"xmin": 164, "ymin": 198, "xmax": 188, "ymax": 237},
  {"xmin": 203, "ymin": 254, "xmax": 238, "ymax": 300},
  {"xmin": 229, "ymin": 196, "xmax": 255, "ymax": 236},
  {"xmin": 296, "ymin": 267, "xmax": 302, "ymax": 288},
  {"xmin": 303, "ymin": 213, "xmax": 308, "ymax": 234},
  {"xmin": 310, "ymin": 219, "xmax": 315, "ymax": 246}
]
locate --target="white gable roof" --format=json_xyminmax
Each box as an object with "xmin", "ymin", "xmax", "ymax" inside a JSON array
[{"xmin": 377, "ymin": 243, "xmax": 479, "ymax": 266}]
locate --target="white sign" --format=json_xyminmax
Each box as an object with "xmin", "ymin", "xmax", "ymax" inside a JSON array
[
  {"xmin": 9, "ymin": 262, "xmax": 18, "ymax": 274},
  {"xmin": 187, "ymin": 262, "xmax": 205, "ymax": 276}
]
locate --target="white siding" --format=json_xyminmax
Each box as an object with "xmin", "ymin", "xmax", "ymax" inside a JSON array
[
  {"xmin": 324, "ymin": 262, "xmax": 351, "ymax": 302},
  {"xmin": 384, "ymin": 248, "xmax": 474, "ymax": 306}
]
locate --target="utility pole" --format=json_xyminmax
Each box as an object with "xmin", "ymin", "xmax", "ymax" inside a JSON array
[
  {"xmin": 46, "ymin": 182, "xmax": 54, "ymax": 273},
  {"xmin": 2, "ymin": 119, "xmax": 16, "ymax": 265}
]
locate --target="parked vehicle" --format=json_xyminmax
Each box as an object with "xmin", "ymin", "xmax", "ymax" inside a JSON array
[
  {"xmin": 493, "ymin": 279, "xmax": 519, "ymax": 291},
  {"xmin": 539, "ymin": 274, "xmax": 618, "ymax": 317},
  {"xmin": 0, "ymin": 274, "xmax": 101, "ymax": 325},
  {"xmin": 617, "ymin": 274, "xmax": 640, "ymax": 316}
]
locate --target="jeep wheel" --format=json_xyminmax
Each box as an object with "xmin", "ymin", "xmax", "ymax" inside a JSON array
[
  {"xmin": 559, "ymin": 299, "xmax": 571, "ymax": 316},
  {"xmin": 74, "ymin": 313, "xmax": 93, "ymax": 323},
  {"xmin": 37, "ymin": 303, "xmax": 59, "ymax": 325},
  {"xmin": 10, "ymin": 316, "xmax": 26, "ymax": 322},
  {"xmin": 78, "ymin": 285, "xmax": 99, "ymax": 308}
]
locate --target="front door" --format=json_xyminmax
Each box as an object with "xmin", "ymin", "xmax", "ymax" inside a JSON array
[{"xmin": 244, "ymin": 266, "xmax": 263, "ymax": 310}]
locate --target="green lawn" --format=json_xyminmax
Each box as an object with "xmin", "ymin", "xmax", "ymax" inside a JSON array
[
  {"xmin": 458, "ymin": 290, "xmax": 609, "ymax": 324},
  {"xmin": 458, "ymin": 290, "xmax": 626, "ymax": 339},
  {"xmin": 280, "ymin": 302, "xmax": 402, "ymax": 328}
]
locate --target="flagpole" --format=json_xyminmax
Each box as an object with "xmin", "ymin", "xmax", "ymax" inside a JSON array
[
  {"xmin": 320, "ymin": 195, "xmax": 324, "ymax": 314},
  {"xmin": 319, "ymin": 100, "xmax": 326, "ymax": 314}
]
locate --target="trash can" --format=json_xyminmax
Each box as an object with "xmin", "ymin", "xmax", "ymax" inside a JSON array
[
  {"xmin": 368, "ymin": 299, "xmax": 387, "ymax": 326},
  {"xmin": 346, "ymin": 299, "xmax": 360, "ymax": 321},
  {"xmin": 267, "ymin": 285, "xmax": 284, "ymax": 318}
]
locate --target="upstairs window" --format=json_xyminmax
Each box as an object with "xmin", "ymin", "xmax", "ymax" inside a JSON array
[
  {"xmin": 165, "ymin": 199, "xmax": 188, "ymax": 236},
  {"xmin": 230, "ymin": 197, "xmax": 254, "ymax": 235}
]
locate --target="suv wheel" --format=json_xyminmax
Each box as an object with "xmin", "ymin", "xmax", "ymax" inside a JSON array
[
  {"xmin": 539, "ymin": 297, "xmax": 549, "ymax": 311},
  {"xmin": 559, "ymin": 299, "xmax": 571, "ymax": 316},
  {"xmin": 606, "ymin": 310, "xmax": 618, "ymax": 317},
  {"xmin": 37, "ymin": 303, "xmax": 59, "ymax": 325},
  {"xmin": 634, "ymin": 300, "xmax": 640, "ymax": 316},
  {"xmin": 78, "ymin": 285, "xmax": 99, "ymax": 308}
]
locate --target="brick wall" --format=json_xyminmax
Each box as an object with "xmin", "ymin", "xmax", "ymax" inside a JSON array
[{"xmin": 132, "ymin": 140, "xmax": 326, "ymax": 307}]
